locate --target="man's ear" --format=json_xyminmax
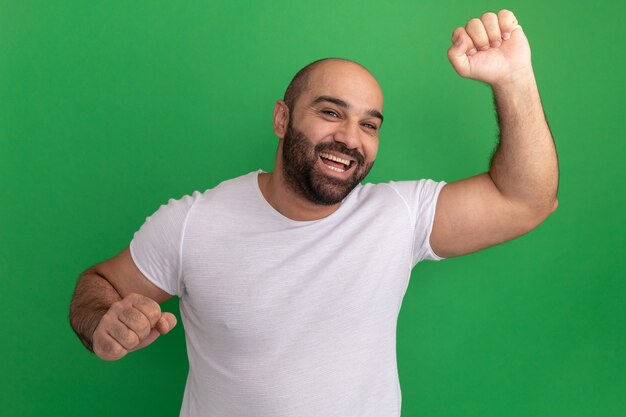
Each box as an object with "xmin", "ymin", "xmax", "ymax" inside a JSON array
[{"xmin": 273, "ymin": 100, "xmax": 289, "ymax": 139}]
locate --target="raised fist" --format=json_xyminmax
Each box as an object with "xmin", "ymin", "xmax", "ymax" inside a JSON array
[{"xmin": 448, "ymin": 10, "xmax": 533, "ymax": 88}]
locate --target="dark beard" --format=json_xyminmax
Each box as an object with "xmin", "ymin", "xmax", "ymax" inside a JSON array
[{"xmin": 281, "ymin": 122, "xmax": 374, "ymax": 206}]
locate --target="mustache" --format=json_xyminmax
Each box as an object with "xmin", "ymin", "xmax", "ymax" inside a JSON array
[{"xmin": 314, "ymin": 141, "xmax": 365, "ymax": 165}]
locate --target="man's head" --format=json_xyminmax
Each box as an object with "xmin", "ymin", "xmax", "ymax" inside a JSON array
[
  {"xmin": 273, "ymin": 58, "xmax": 384, "ymax": 206},
  {"xmin": 282, "ymin": 58, "xmax": 382, "ymax": 118}
]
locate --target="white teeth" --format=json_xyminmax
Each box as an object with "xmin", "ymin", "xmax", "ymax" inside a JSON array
[
  {"xmin": 320, "ymin": 152, "xmax": 350, "ymax": 166},
  {"xmin": 326, "ymin": 164, "xmax": 345, "ymax": 172}
]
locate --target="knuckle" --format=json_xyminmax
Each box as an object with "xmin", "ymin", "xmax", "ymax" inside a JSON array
[
  {"xmin": 125, "ymin": 332, "xmax": 140, "ymax": 348},
  {"xmin": 133, "ymin": 293, "xmax": 150, "ymax": 304},
  {"xmin": 451, "ymin": 27, "xmax": 464, "ymax": 41},
  {"xmin": 466, "ymin": 18, "xmax": 482, "ymax": 28},
  {"xmin": 148, "ymin": 306, "xmax": 162, "ymax": 323},
  {"xmin": 110, "ymin": 322, "xmax": 130, "ymax": 340},
  {"xmin": 121, "ymin": 307, "xmax": 142, "ymax": 324},
  {"xmin": 498, "ymin": 9, "xmax": 513, "ymax": 19},
  {"xmin": 146, "ymin": 308, "xmax": 161, "ymax": 325},
  {"xmin": 128, "ymin": 293, "xmax": 161, "ymax": 325},
  {"xmin": 110, "ymin": 298, "xmax": 130, "ymax": 314},
  {"xmin": 100, "ymin": 313, "xmax": 120, "ymax": 330},
  {"xmin": 127, "ymin": 293, "xmax": 144, "ymax": 304},
  {"xmin": 112, "ymin": 323, "xmax": 139, "ymax": 348},
  {"xmin": 136, "ymin": 293, "xmax": 160, "ymax": 310},
  {"xmin": 122, "ymin": 309, "xmax": 151, "ymax": 337}
]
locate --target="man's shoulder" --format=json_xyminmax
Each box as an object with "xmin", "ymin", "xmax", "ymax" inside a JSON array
[
  {"xmin": 150, "ymin": 171, "xmax": 258, "ymax": 215},
  {"xmin": 207, "ymin": 170, "xmax": 259, "ymax": 195},
  {"xmin": 176, "ymin": 170, "xmax": 259, "ymax": 201},
  {"xmin": 189, "ymin": 170, "xmax": 264, "ymax": 214}
]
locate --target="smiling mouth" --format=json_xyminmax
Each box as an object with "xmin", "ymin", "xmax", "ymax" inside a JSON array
[{"xmin": 319, "ymin": 152, "xmax": 355, "ymax": 173}]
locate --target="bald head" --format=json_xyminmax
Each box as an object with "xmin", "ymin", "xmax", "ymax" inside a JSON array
[{"xmin": 283, "ymin": 58, "xmax": 383, "ymax": 114}]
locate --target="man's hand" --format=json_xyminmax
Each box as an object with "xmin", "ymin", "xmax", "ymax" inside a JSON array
[
  {"xmin": 447, "ymin": 10, "xmax": 532, "ymax": 88},
  {"xmin": 92, "ymin": 293, "xmax": 177, "ymax": 361}
]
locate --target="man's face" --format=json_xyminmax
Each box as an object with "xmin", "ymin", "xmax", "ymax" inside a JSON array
[
  {"xmin": 281, "ymin": 118, "xmax": 374, "ymax": 205},
  {"xmin": 279, "ymin": 60, "xmax": 384, "ymax": 206}
]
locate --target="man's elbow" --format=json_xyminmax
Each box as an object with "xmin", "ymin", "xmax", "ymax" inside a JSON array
[
  {"xmin": 550, "ymin": 198, "xmax": 559, "ymax": 213},
  {"xmin": 542, "ymin": 196, "xmax": 559, "ymax": 217},
  {"xmin": 524, "ymin": 197, "xmax": 558, "ymax": 231}
]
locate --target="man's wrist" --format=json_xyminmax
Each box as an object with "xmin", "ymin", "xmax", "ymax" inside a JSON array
[
  {"xmin": 71, "ymin": 306, "xmax": 108, "ymax": 353},
  {"xmin": 491, "ymin": 66, "xmax": 537, "ymax": 94}
]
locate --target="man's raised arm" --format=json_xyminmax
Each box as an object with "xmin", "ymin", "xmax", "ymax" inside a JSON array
[
  {"xmin": 69, "ymin": 247, "xmax": 177, "ymax": 360},
  {"xmin": 430, "ymin": 9, "xmax": 559, "ymax": 258}
]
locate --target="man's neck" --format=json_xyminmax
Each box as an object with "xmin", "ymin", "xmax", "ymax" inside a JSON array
[{"xmin": 257, "ymin": 172, "xmax": 341, "ymax": 221}]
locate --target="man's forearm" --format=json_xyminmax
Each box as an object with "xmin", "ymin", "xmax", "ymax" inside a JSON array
[
  {"xmin": 69, "ymin": 271, "xmax": 122, "ymax": 352},
  {"xmin": 489, "ymin": 69, "xmax": 559, "ymax": 214}
]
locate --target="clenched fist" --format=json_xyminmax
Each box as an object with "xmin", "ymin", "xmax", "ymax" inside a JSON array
[
  {"xmin": 92, "ymin": 293, "xmax": 177, "ymax": 361},
  {"xmin": 448, "ymin": 10, "xmax": 533, "ymax": 88}
]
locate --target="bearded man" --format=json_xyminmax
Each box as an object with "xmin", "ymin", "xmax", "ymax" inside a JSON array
[{"xmin": 70, "ymin": 9, "xmax": 558, "ymax": 417}]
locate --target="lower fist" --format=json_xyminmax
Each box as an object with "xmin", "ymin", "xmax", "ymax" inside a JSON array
[{"xmin": 92, "ymin": 293, "xmax": 177, "ymax": 361}]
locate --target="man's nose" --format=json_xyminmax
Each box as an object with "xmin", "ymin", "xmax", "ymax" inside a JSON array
[{"xmin": 333, "ymin": 121, "xmax": 361, "ymax": 150}]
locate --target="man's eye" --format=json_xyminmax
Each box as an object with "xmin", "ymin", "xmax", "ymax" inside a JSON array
[
  {"xmin": 322, "ymin": 110, "xmax": 339, "ymax": 118},
  {"xmin": 362, "ymin": 123, "xmax": 378, "ymax": 130}
]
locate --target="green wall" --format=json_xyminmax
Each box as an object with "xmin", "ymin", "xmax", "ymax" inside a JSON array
[{"xmin": 2, "ymin": 0, "xmax": 624, "ymax": 415}]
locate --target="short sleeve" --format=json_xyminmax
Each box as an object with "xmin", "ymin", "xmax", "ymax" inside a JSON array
[
  {"xmin": 387, "ymin": 179, "xmax": 447, "ymax": 266},
  {"xmin": 129, "ymin": 192, "xmax": 200, "ymax": 297}
]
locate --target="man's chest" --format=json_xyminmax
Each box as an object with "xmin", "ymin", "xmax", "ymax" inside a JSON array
[{"xmin": 178, "ymin": 209, "xmax": 414, "ymax": 352}]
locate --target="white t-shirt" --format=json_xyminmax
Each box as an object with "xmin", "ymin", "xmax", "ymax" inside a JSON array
[{"xmin": 130, "ymin": 170, "xmax": 445, "ymax": 417}]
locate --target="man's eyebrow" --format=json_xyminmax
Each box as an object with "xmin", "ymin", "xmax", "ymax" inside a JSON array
[
  {"xmin": 367, "ymin": 109, "xmax": 384, "ymax": 124},
  {"xmin": 313, "ymin": 95, "xmax": 384, "ymax": 123},
  {"xmin": 313, "ymin": 95, "xmax": 349, "ymax": 109}
]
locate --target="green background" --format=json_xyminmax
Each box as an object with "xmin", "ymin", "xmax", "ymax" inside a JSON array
[{"xmin": 2, "ymin": 0, "xmax": 624, "ymax": 416}]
